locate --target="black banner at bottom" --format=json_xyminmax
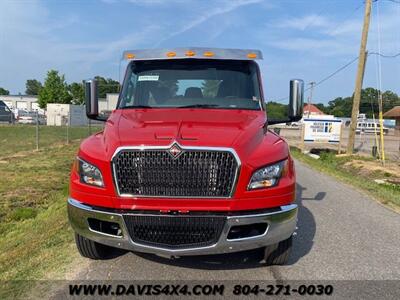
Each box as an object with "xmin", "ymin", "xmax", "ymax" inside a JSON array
[{"xmin": 2, "ymin": 280, "xmax": 400, "ymax": 299}]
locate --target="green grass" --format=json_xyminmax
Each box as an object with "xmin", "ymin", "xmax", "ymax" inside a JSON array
[
  {"xmin": 291, "ymin": 147, "xmax": 400, "ymax": 210},
  {"xmin": 0, "ymin": 134, "xmax": 87, "ymax": 299},
  {"xmin": 0, "ymin": 124, "xmax": 95, "ymax": 157}
]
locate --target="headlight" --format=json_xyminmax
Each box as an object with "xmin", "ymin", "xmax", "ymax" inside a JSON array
[
  {"xmin": 248, "ymin": 160, "xmax": 288, "ymax": 190},
  {"xmin": 77, "ymin": 158, "xmax": 104, "ymax": 187}
]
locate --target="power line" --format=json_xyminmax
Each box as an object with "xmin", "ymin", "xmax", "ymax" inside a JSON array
[
  {"xmin": 271, "ymin": 55, "xmax": 359, "ymax": 102},
  {"xmin": 369, "ymin": 51, "xmax": 400, "ymax": 58},
  {"xmin": 371, "ymin": 0, "xmax": 400, "ymax": 3},
  {"xmin": 269, "ymin": 1, "xmax": 364, "ymax": 103},
  {"xmin": 300, "ymin": 6, "xmax": 330, "ymax": 32},
  {"xmin": 303, "ymin": 55, "xmax": 359, "ymax": 93},
  {"xmin": 327, "ymin": 2, "xmax": 364, "ymax": 36},
  {"xmin": 270, "ymin": 51, "xmax": 400, "ymax": 103},
  {"xmin": 380, "ymin": 0, "xmax": 400, "ymax": 4},
  {"xmin": 311, "ymin": 56, "xmax": 359, "ymax": 89}
]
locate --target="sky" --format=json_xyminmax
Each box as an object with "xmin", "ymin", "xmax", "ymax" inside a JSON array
[{"xmin": 0, "ymin": 0, "xmax": 399, "ymax": 105}]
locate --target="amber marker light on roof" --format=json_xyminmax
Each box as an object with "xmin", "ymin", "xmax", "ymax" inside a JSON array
[
  {"xmin": 185, "ymin": 50, "xmax": 196, "ymax": 57},
  {"xmin": 247, "ymin": 53, "xmax": 257, "ymax": 59},
  {"xmin": 125, "ymin": 53, "xmax": 135, "ymax": 59},
  {"xmin": 166, "ymin": 51, "xmax": 176, "ymax": 57},
  {"xmin": 203, "ymin": 51, "xmax": 214, "ymax": 57}
]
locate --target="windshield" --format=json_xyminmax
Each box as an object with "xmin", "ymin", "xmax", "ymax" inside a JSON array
[{"xmin": 118, "ymin": 59, "xmax": 262, "ymax": 110}]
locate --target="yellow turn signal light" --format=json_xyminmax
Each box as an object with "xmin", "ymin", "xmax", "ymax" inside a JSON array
[
  {"xmin": 203, "ymin": 51, "xmax": 215, "ymax": 57},
  {"xmin": 185, "ymin": 50, "xmax": 196, "ymax": 57},
  {"xmin": 247, "ymin": 53, "xmax": 257, "ymax": 59},
  {"xmin": 166, "ymin": 51, "xmax": 176, "ymax": 57},
  {"xmin": 125, "ymin": 53, "xmax": 135, "ymax": 59}
]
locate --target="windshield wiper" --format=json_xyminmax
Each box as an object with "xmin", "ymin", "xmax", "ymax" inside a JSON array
[
  {"xmin": 120, "ymin": 105, "xmax": 152, "ymax": 109},
  {"xmin": 177, "ymin": 104, "xmax": 220, "ymax": 108}
]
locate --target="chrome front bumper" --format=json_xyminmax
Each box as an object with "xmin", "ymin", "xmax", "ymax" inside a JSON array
[{"xmin": 67, "ymin": 198, "xmax": 297, "ymax": 256}]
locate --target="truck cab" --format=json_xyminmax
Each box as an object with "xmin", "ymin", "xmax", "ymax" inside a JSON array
[{"xmin": 68, "ymin": 48, "xmax": 304, "ymax": 265}]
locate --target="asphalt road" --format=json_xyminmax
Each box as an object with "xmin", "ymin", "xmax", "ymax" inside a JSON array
[{"xmin": 68, "ymin": 160, "xmax": 400, "ymax": 282}]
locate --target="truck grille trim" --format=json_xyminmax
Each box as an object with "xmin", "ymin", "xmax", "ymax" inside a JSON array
[
  {"xmin": 112, "ymin": 145, "xmax": 240, "ymax": 198},
  {"xmin": 123, "ymin": 215, "xmax": 226, "ymax": 249}
]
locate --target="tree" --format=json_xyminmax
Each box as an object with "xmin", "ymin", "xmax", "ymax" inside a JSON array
[
  {"xmin": 158, "ymin": 80, "xmax": 178, "ymax": 97},
  {"xmin": 266, "ymin": 102, "xmax": 288, "ymax": 119},
  {"xmin": 325, "ymin": 87, "xmax": 400, "ymax": 118},
  {"xmin": 95, "ymin": 76, "xmax": 120, "ymax": 98},
  {"xmin": 327, "ymin": 97, "xmax": 353, "ymax": 117},
  {"xmin": 314, "ymin": 103, "xmax": 328, "ymax": 114},
  {"xmin": 382, "ymin": 90, "xmax": 400, "ymax": 112},
  {"xmin": 201, "ymin": 80, "xmax": 220, "ymax": 97},
  {"xmin": 359, "ymin": 87, "xmax": 379, "ymax": 117},
  {"xmin": 25, "ymin": 79, "xmax": 43, "ymax": 95},
  {"xmin": 0, "ymin": 87, "xmax": 10, "ymax": 95},
  {"xmin": 38, "ymin": 70, "xmax": 72, "ymax": 109},
  {"xmin": 68, "ymin": 82, "xmax": 85, "ymax": 104}
]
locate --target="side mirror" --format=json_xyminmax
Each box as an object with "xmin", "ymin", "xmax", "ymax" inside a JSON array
[
  {"xmin": 288, "ymin": 79, "xmax": 304, "ymax": 122},
  {"xmin": 85, "ymin": 79, "xmax": 106, "ymax": 121},
  {"xmin": 266, "ymin": 79, "xmax": 304, "ymax": 126}
]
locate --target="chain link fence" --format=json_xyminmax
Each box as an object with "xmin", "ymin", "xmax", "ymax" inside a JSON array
[
  {"xmin": 2, "ymin": 112, "xmax": 399, "ymax": 161},
  {"xmin": 0, "ymin": 111, "xmax": 103, "ymax": 157}
]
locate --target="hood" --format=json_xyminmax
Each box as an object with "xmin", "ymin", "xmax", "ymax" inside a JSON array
[
  {"xmin": 79, "ymin": 108, "xmax": 287, "ymax": 182},
  {"xmin": 114, "ymin": 108, "xmax": 266, "ymax": 149}
]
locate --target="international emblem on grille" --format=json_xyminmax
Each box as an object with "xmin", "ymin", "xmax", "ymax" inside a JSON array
[{"xmin": 168, "ymin": 143, "xmax": 183, "ymax": 159}]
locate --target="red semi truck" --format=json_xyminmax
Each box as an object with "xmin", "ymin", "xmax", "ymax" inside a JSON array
[{"xmin": 68, "ymin": 48, "xmax": 304, "ymax": 265}]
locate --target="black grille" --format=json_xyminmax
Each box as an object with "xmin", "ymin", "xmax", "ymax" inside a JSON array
[
  {"xmin": 124, "ymin": 215, "xmax": 226, "ymax": 249},
  {"xmin": 113, "ymin": 148, "xmax": 238, "ymax": 197}
]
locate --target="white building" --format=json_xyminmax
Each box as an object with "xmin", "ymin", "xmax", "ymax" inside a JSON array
[
  {"xmin": 99, "ymin": 93, "xmax": 119, "ymax": 112},
  {"xmin": 0, "ymin": 95, "xmax": 39, "ymax": 111},
  {"xmin": 1, "ymin": 93, "xmax": 118, "ymax": 112},
  {"xmin": 1, "ymin": 93, "xmax": 119, "ymax": 124},
  {"xmin": 46, "ymin": 104, "xmax": 88, "ymax": 126}
]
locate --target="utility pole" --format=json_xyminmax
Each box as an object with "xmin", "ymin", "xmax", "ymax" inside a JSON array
[
  {"xmin": 36, "ymin": 110, "xmax": 39, "ymax": 151},
  {"xmin": 347, "ymin": 0, "xmax": 372, "ymax": 154},
  {"xmin": 307, "ymin": 82, "xmax": 316, "ymax": 118},
  {"xmin": 378, "ymin": 92, "xmax": 385, "ymax": 164}
]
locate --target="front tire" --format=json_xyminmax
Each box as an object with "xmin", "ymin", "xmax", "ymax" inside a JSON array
[
  {"xmin": 74, "ymin": 233, "xmax": 114, "ymax": 260},
  {"xmin": 264, "ymin": 236, "xmax": 293, "ymax": 265}
]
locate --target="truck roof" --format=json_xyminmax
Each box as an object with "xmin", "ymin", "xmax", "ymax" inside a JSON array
[{"xmin": 122, "ymin": 47, "xmax": 263, "ymax": 61}]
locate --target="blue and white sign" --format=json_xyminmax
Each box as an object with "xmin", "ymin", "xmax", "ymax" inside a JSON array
[{"xmin": 303, "ymin": 118, "xmax": 342, "ymax": 144}]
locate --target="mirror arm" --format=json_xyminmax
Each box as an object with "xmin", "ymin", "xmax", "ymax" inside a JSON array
[
  {"xmin": 88, "ymin": 115, "xmax": 108, "ymax": 122},
  {"xmin": 265, "ymin": 119, "xmax": 289, "ymax": 126},
  {"xmin": 263, "ymin": 115, "xmax": 303, "ymax": 130}
]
